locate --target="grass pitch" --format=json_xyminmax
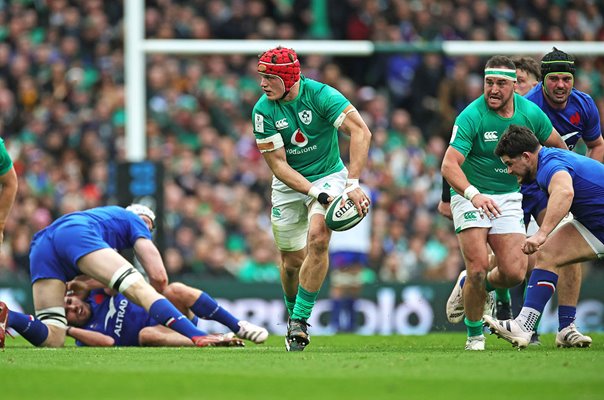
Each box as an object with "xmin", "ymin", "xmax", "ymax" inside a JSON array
[{"xmin": 2, "ymin": 333, "xmax": 603, "ymax": 400}]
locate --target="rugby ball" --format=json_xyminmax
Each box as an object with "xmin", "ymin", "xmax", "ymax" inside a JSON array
[{"xmin": 325, "ymin": 194, "xmax": 367, "ymax": 231}]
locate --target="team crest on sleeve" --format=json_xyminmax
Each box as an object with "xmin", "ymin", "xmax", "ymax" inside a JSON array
[
  {"xmin": 298, "ymin": 110, "xmax": 312, "ymax": 125},
  {"xmin": 255, "ymin": 113, "xmax": 264, "ymax": 132}
]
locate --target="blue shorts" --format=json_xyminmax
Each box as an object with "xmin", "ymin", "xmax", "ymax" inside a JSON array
[
  {"xmin": 30, "ymin": 222, "xmax": 111, "ymax": 284},
  {"xmin": 521, "ymin": 181, "xmax": 548, "ymax": 225},
  {"xmin": 330, "ymin": 251, "xmax": 368, "ymax": 270},
  {"xmin": 581, "ymin": 220, "xmax": 604, "ymax": 246}
]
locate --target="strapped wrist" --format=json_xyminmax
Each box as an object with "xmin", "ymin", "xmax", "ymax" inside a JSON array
[
  {"xmin": 308, "ymin": 186, "xmax": 321, "ymax": 199},
  {"xmin": 464, "ymin": 185, "xmax": 480, "ymax": 201}
]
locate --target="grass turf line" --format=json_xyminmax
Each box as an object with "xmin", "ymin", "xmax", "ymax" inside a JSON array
[{"xmin": 1, "ymin": 333, "xmax": 603, "ymax": 400}]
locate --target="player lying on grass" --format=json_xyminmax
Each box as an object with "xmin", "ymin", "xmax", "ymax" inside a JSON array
[
  {"xmin": 483, "ymin": 124, "xmax": 600, "ymax": 349},
  {"xmin": 62, "ymin": 277, "xmax": 268, "ymax": 347}
]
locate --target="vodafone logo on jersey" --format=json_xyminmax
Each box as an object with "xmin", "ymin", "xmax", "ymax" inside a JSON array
[{"xmin": 291, "ymin": 129, "xmax": 309, "ymax": 147}]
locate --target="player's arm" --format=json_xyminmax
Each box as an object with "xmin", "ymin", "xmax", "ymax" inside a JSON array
[
  {"xmin": 584, "ymin": 135, "xmax": 604, "ymax": 163},
  {"xmin": 543, "ymin": 128, "xmax": 568, "ymax": 150},
  {"xmin": 438, "ymin": 177, "xmax": 452, "ymax": 220},
  {"xmin": 67, "ymin": 275, "xmax": 107, "ymax": 299},
  {"xmin": 524, "ymin": 171, "xmax": 573, "ymax": 254},
  {"xmin": 0, "ymin": 166, "xmax": 17, "ymax": 247},
  {"xmin": 541, "ymin": 171, "xmax": 573, "ymax": 235},
  {"xmin": 441, "ymin": 146, "xmax": 501, "ymax": 218},
  {"xmin": 337, "ymin": 105, "xmax": 372, "ymax": 213},
  {"xmin": 138, "ymin": 325, "xmax": 193, "ymax": 347},
  {"xmin": 261, "ymin": 148, "xmax": 331, "ymax": 205},
  {"xmin": 441, "ymin": 147, "xmax": 470, "ymax": 197},
  {"xmin": 338, "ymin": 105, "xmax": 371, "ymax": 181},
  {"xmin": 66, "ymin": 326, "xmax": 115, "ymax": 347},
  {"xmin": 133, "ymin": 238, "xmax": 169, "ymax": 293}
]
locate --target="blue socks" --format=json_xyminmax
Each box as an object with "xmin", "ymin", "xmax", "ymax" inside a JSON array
[
  {"xmin": 331, "ymin": 299, "xmax": 343, "ymax": 331},
  {"xmin": 558, "ymin": 305, "xmax": 576, "ymax": 331},
  {"xmin": 8, "ymin": 310, "xmax": 49, "ymax": 346},
  {"xmin": 190, "ymin": 292, "xmax": 240, "ymax": 333},
  {"xmin": 149, "ymin": 299, "xmax": 207, "ymax": 338},
  {"xmin": 342, "ymin": 298, "xmax": 356, "ymax": 332},
  {"xmin": 524, "ymin": 269, "xmax": 558, "ymax": 313}
]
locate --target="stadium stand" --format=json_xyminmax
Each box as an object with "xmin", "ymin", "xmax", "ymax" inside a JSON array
[{"xmin": 0, "ymin": 0, "xmax": 602, "ymax": 286}]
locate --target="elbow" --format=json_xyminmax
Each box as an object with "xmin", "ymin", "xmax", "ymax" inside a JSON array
[
  {"xmin": 151, "ymin": 276, "xmax": 168, "ymax": 293},
  {"xmin": 441, "ymin": 160, "xmax": 451, "ymax": 178},
  {"xmin": 560, "ymin": 188, "xmax": 574, "ymax": 202},
  {"xmin": 364, "ymin": 127, "xmax": 372, "ymax": 142}
]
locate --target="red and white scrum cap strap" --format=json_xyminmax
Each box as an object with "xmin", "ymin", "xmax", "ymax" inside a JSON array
[{"xmin": 258, "ymin": 47, "xmax": 300, "ymax": 93}]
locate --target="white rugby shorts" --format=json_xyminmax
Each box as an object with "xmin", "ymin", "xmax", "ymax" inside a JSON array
[
  {"xmin": 451, "ymin": 192, "xmax": 525, "ymax": 235},
  {"xmin": 270, "ymin": 169, "xmax": 347, "ymax": 251}
]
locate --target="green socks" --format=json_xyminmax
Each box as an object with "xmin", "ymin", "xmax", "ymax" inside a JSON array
[
  {"xmin": 291, "ymin": 285, "xmax": 319, "ymax": 321},
  {"xmin": 284, "ymin": 295, "xmax": 296, "ymax": 317},
  {"xmin": 495, "ymin": 288, "xmax": 511, "ymax": 303},
  {"xmin": 465, "ymin": 317, "xmax": 484, "ymax": 337}
]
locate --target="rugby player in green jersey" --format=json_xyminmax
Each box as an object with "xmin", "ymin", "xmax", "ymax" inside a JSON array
[
  {"xmin": 0, "ymin": 138, "xmax": 17, "ymax": 250},
  {"xmin": 441, "ymin": 55, "xmax": 567, "ymax": 350},
  {"xmin": 252, "ymin": 46, "xmax": 371, "ymax": 351}
]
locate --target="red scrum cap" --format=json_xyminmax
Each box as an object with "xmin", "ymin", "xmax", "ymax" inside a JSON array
[{"xmin": 257, "ymin": 46, "xmax": 300, "ymax": 94}]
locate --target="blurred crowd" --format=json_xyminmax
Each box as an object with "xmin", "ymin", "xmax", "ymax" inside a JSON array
[{"xmin": 0, "ymin": 0, "xmax": 603, "ymax": 284}]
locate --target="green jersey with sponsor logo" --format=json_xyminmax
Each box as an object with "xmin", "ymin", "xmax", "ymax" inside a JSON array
[
  {"xmin": 449, "ymin": 93, "xmax": 552, "ymax": 195},
  {"xmin": 252, "ymin": 76, "xmax": 349, "ymax": 182}
]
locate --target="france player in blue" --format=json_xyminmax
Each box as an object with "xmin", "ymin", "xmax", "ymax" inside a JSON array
[
  {"xmin": 63, "ymin": 279, "xmax": 268, "ymax": 347},
  {"xmin": 484, "ymin": 124, "xmax": 603, "ymax": 349},
  {"xmin": 0, "ymin": 205, "xmax": 242, "ymax": 348},
  {"xmin": 68, "ymin": 289, "xmax": 158, "ymax": 346},
  {"xmin": 522, "ymin": 48, "xmax": 604, "ymax": 223},
  {"xmin": 518, "ymin": 48, "xmax": 603, "ymax": 346}
]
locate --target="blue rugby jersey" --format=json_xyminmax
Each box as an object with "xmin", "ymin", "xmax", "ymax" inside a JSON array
[
  {"xmin": 34, "ymin": 206, "xmax": 152, "ymax": 251},
  {"xmin": 521, "ymin": 84, "xmax": 602, "ymax": 219},
  {"xmin": 536, "ymin": 147, "xmax": 604, "ymax": 238},
  {"xmin": 76, "ymin": 290, "xmax": 157, "ymax": 346},
  {"xmin": 29, "ymin": 206, "xmax": 154, "ymax": 283},
  {"xmin": 525, "ymin": 84, "xmax": 601, "ymax": 151}
]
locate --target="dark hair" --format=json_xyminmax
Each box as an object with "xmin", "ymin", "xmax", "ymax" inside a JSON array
[
  {"xmin": 541, "ymin": 47, "xmax": 575, "ymax": 79},
  {"xmin": 495, "ymin": 125, "xmax": 540, "ymax": 158},
  {"xmin": 485, "ymin": 55, "xmax": 515, "ymax": 70},
  {"xmin": 511, "ymin": 56, "xmax": 541, "ymax": 81}
]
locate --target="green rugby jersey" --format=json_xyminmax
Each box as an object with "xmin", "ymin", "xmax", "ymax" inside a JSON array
[
  {"xmin": 449, "ymin": 93, "xmax": 552, "ymax": 195},
  {"xmin": 252, "ymin": 76, "xmax": 349, "ymax": 182},
  {"xmin": 0, "ymin": 138, "xmax": 13, "ymax": 175}
]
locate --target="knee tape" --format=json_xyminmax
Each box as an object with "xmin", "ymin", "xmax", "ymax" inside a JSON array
[
  {"xmin": 35, "ymin": 306, "xmax": 67, "ymax": 328},
  {"xmin": 109, "ymin": 265, "xmax": 144, "ymax": 293}
]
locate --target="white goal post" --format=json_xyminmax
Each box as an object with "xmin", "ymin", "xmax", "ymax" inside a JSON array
[{"xmin": 125, "ymin": 0, "xmax": 604, "ymax": 161}]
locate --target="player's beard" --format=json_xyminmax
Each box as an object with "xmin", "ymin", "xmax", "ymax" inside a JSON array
[
  {"xmin": 518, "ymin": 168, "xmax": 536, "ymax": 185},
  {"xmin": 545, "ymin": 86, "xmax": 570, "ymax": 105},
  {"xmin": 487, "ymin": 91, "xmax": 513, "ymax": 112}
]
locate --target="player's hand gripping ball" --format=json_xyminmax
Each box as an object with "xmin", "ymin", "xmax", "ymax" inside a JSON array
[{"xmin": 325, "ymin": 194, "xmax": 369, "ymax": 231}]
